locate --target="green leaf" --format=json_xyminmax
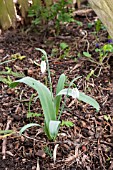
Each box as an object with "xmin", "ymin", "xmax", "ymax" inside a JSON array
[
  {"xmin": 78, "ymin": 92, "xmax": 100, "ymax": 111},
  {"xmin": 49, "ymin": 120, "xmax": 61, "ymax": 140},
  {"xmin": 102, "ymin": 44, "xmax": 113, "ymax": 52},
  {"xmin": 83, "ymin": 52, "xmax": 91, "ymax": 58},
  {"xmin": 61, "ymin": 120, "xmax": 74, "ymax": 127},
  {"xmin": 54, "ymin": 74, "xmax": 66, "ymax": 115},
  {"xmin": 20, "ymin": 123, "xmax": 41, "ymax": 135},
  {"xmin": 0, "ymin": 76, "xmax": 12, "ymax": 85},
  {"xmin": 10, "ymin": 77, "xmax": 56, "ymax": 130},
  {"xmin": 95, "ymin": 48, "xmax": 101, "ymax": 52},
  {"xmin": 27, "ymin": 112, "xmax": 42, "ymax": 118},
  {"xmin": 60, "ymin": 42, "xmax": 68, "ymax": 50},
  {"xmin": 0, "ymin": 130, "xmax": 13, "ymax": 135}
]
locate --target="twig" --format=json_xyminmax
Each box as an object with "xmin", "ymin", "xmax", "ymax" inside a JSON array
[
  {"xmin": 2, "ymin": 119, "xmax": 12, "ymax": 159},
  {"xmin": 73, "ymin": 9, "xmax": 93, "ymax": 16},
  {"xmin": 97, "ymin": 139, "xmax": 106, "ymax": 170},
  {"xmin": 100, "ymin": 141, "xmax": 113, "ymax": 148}
]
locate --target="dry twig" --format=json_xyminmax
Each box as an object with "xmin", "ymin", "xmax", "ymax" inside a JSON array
[{"xmin": 2, "ymin": 118, "xmax": 12, "ymax": 159}]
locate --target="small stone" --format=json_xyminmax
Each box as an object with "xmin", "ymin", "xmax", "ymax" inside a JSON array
[{"xmin": 0, "ymin": 49, "xmax": 4, "ymax": 53}]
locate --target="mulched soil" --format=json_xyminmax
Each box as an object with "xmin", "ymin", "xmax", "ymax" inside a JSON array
[{"xmin": 0, "ymin": 5, "xmax": 113, "ymax": 170}]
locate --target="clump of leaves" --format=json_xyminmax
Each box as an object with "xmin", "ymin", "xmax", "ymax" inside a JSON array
[
  {"xmin": 28, "ymin": 0, "xmax": 74, "ymax": 33},
  {"xmin": 10, "ymin": 49, "xmax": 100, "ymax": 141},
  {"xmin": 95, "ymin": 43, "xmax": 113, "ymax": 63}
]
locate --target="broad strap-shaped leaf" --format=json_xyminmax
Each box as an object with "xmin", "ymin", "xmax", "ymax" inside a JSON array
[
  {"xmin": 20, "ymin": 123, "xmax": 41, "ymax": 135},
  {"xmin": 49, "ymin": 120, "xmax": 61, "ymax": 140},
  {"xmin": 57, "ymin": 88, "xmax": 100, "ymax": 111},
  {"xmin": 54, "ymin": 74, "xmax": 66, "ymax": 115},
  {"xmin": 78, "ymin": 92, "xmax": 100, "ymax": 111},
  {"xmin": 10, "ymin": 77, "xmax": 56, "ymax": 129},
  {"xmin": 56, "ymin": 88, "xmax": 79, "ymax": 98}
]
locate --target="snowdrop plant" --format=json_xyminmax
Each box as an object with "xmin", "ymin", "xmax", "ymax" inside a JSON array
[{"xmin": 10, "ymin": 49, "xmax": 100, "ymax": 141}]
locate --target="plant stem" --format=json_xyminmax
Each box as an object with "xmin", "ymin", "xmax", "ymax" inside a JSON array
[
  {"xmin": 28, "ymin": 94, "xmax": 35, "ymax": 113},
  {"xmin": 45, "ymin": 55, "xmax": 53, "ymax": 98},
  {"xmin": 58, "ymin": 76, "xmax": 82, "ymax": 120},
  {"xmin": 58, "ymin": 97, "xmax": 66, "ymax": 120}
]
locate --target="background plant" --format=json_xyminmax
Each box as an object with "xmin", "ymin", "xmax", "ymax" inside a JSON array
[
  {"xmin": 10, "ymin": 49, "xmax": 100, "ymax": 141},
  {"xmin": 95, "ymin": 43, "xmax": 113, "ymax": 63},
  {"xmin": 28, "ymin": 0, "xmax": 74, "ymax": 33}
]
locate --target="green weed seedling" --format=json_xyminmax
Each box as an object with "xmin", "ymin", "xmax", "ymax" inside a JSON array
[
  {"xmin": 95, "ymin": 44, "xmax": 113, "ymax": 63},
  {"xmin": 10, "ymin": 49, "xmax": 100, "ymax": 141},
  {"xmin": 86, "ymin": 70, "xmax": 95, "ymax": 81},
  {"xmin": 61, "ymin": 120, "xmax": 74, "ymax": 127},
  {"xmin": 0, "ymin": 67, "xmax": 25, "ymax": 85},
  {"xmin": 83, "ymin": 51, "xmax": 91, "ymax": 58},
  {"xmin": 27, "ymin": 94, "xmax": 42, "ymax": 118},
  {"xmin": 0, "ymin": 76, "xmax": 12, "ymax": 85},
  {"xmin": 44, "ymin": 146, "xmax": 52, "ymax": 158},
  {"xmin": 59, "ymin": 42, "xmax": 70, "ymax": 59},
  {"xmin": 51, "ymin": 48, "xmax": 59, "ymax": 57}
]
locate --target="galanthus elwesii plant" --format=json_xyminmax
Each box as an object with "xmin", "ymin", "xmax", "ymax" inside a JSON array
[{"xmin": 10, "ymin": 49, "xmax": 100, "ymax": 141}]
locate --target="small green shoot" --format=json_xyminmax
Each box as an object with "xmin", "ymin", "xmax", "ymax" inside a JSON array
[
  {"xmin": 27, "ymin": 112, "xmax": 42, "ymax": 118},
  {"xmin": 61, "ymin": 120, "xmax": 74, "ymax": 127},
  {"xmin": 0, "ymin": 67, "xmax": 25, "ymax": 85},
  {"xmin": 59, "ymin": 42, "xmax": 70, "ymax": 59},
  {"xmin": 95, "ymin": 43, "xmax": 113, "ymax": 63},
  {"xmin": 44, "ymin": 146, "xmax": 52, "ymax": 158},
  {"xmin": 27, "ymin": 94, "xmax": 41, "ymax": 118},
  {"xmin": 0, "ymin": 67, "xmax": 25, "ymax": 78},
  {"xmin": 0, "ymin": 76, "xmax": 12, "ymax": 85},
  {"xmin": 60, "ymin": 42, "xmax": 69, "ymax": 50},
  {"xmin": 86, "ymin": 70, "xmax": 94, "ymax": 81},
  {"xmin": 95, "ymin": 19, "xmax": 102, "ymax": 33},
  {"xmin": 83, "ymin": 52, "xmax": 91, "ymax": 58}
]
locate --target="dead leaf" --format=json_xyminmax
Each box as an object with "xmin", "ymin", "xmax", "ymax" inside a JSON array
[
  {"xmin": 36, "ymin": 150, "xmax": 46, "ymax": 158},
  {"xmin": 0, "ymin": 49, "xmax": 4, "ymax": 53},
  {"xmin": 53, "ymin": 144, "xmax": 59, "ymax": 164}
]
